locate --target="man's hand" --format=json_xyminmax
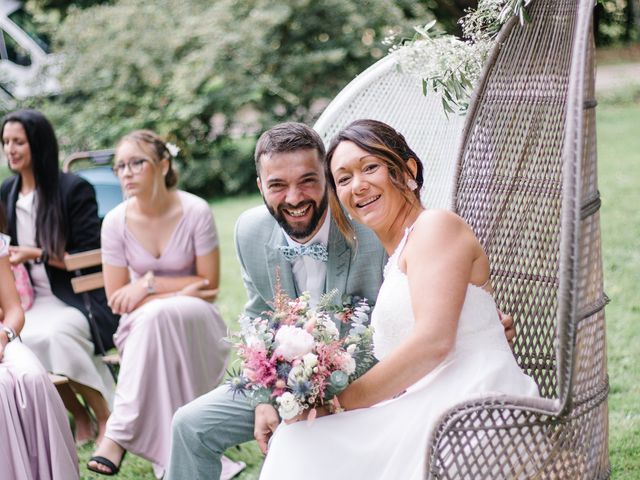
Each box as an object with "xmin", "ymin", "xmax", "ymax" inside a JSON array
[
  {"xmin": 498, "ymin": 310, "xmax": 516, "ymax": 348},
  {"xmin": 254, "ymin": 403, "xmax": 280, "ymax": 455}
]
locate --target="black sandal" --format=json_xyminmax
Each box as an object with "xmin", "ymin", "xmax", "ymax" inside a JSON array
[{"xmin": 87, "ymin": 451, "xmax": 127, "ymax": 476}]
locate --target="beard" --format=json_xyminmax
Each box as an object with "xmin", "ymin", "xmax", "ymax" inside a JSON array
[{"xmin": 264, "ymin": 192, "xmax": 329, "ymax": 241}]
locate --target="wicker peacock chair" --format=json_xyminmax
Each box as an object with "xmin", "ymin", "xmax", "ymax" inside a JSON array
[
  {"xmin": 315, "ymin": 0, "xmax": 608, "ymax": 477},
  {"xmin": 424, "ymin": 0, "xmax": 609, "ymax": 477}
]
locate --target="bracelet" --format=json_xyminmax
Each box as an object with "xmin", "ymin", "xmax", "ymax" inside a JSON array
[
  {"xmin": 2, "ymin": 326, "xmax": 18, "ymax": 343},
  {"xmin": 143, "ymin": 271, "xmax": 156, "ymax": 295},
  {"xmin": 34, "ymin": 249, "xmax": 49, "ymax": 265},
  {"xmin": 328, "ymin": 395, "xmax": 345, "ymax": 415}
]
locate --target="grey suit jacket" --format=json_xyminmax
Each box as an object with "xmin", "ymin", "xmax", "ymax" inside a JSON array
[{"xmin": 234, "ymin": 206, "xmax": 386, "ymax": 321}]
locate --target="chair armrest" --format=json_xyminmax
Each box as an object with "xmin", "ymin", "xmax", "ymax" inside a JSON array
[
  {"xmin": 424, "ymin": 390, "xmax": 608, "ymax": 479},
  {"xmin": 65, "ymin": 249, "xmax": 102, "ymax": 271}
]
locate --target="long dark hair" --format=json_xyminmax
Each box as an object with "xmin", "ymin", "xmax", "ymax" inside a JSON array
[
  {"xmin": 0, "ymin": 201, "xmax": 7, "ymax": 233},
  {"xmin": 325, "ymin": 119, "xmax": 424, "ymax": 243},
  {"xmin": 1, "ymin": 109, "xmax": 66, "ymax": 258}
]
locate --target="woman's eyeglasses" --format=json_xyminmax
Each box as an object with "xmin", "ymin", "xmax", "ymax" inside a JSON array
[{"xmin": 112, "ymin": 158, "xmax": 148, "ymax": 176}]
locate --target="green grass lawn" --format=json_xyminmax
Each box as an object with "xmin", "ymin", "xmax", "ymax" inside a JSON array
[{"xmin": 597, "ymin": 103, "xmax": 640, "ymax": 479}]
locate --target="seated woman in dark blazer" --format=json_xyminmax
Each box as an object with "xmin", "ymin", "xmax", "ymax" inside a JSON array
[{"xmin": 0, "ymin": 109, "xmax": 119, "ymax": 444}]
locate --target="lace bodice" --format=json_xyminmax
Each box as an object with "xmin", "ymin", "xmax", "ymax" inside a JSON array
[{"xmin": 371, "ymin": 228, "xmax": 507, "ymax": 360}]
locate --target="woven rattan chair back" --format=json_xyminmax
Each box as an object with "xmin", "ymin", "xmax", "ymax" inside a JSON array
[
  {"xmin": 314, "ymin": 54, "xmax": 466, "ymax": 210},
  {"xmin": 424, "ymin": 0, "xmax": 609, "ymax": 477}
]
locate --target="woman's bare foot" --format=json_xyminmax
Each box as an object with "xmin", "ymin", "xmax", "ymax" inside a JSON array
[
  {"xmin": 96, "ymin": 417, "xmax": 108, "ymax": 445},
  {"xmin": 74, "ymin": 410, "xmax": 96, "ymax": 445},
  {"xmin": 88, "ymin": 437, "xmax": 126, "ymax": 475}
]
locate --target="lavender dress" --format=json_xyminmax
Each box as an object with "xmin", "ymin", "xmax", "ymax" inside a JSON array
[
  {"xmin": 100, "ymin": 191, "xmax": 230, "ymax": 478},
  {"xmin": 0, "ymin": 236, "xmax": 79, "ymax": 480}
]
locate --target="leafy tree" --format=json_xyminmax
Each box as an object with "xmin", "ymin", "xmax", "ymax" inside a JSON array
[{"xmin": 28, "ymin": 0, "xmax": 421, "ymax": 197}]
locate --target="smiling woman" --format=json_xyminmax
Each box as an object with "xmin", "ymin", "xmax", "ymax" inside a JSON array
[{"xmin": 0, "ymin": 108, "xmax": 118, "ymax": 449}]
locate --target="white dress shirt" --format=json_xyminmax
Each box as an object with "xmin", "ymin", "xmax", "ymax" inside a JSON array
[{"xmin": 282, "ymin": 209, "xmax": 331, "ymax": 307}]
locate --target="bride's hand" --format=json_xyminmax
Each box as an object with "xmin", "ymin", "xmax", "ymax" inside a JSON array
[
  {"xmin": 284, "ymin": 405, "xmax": 331, "ymax": 425},
  {"xmin": 498, "ymin": 310, "xmax": 515, "ymax": 348},
  {"xmin": 254, "ymin": 403, "xmax": 280, "ymax": 455}
]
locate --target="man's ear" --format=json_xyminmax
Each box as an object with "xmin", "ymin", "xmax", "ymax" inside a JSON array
[{"xmin": 256, "ymin": 177, "xmax": 263, "ymax": 196}]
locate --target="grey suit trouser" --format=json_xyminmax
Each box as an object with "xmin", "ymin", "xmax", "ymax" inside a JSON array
[{"xmin": 165, "ymin": 384, "xmax": 255, "ymax": 480}]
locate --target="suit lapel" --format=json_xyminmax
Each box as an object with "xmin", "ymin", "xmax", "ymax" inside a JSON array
[
  {"xmin": 264, "ymin": 224, "xmax": 298, "ymax": 299},
  {"xmin": 326, "ymin": 218, "xmax": 351, "ymax": 306}
]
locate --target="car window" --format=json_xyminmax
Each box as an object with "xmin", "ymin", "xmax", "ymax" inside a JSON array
[{"xmin": 1, "ymin": 30, "xmax": 32, "ymax": 66}]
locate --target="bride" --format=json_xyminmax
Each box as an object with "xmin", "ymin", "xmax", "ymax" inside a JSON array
[{"xmin": 258, "ymin": 119, "xmax": 540, "ymax": 479}]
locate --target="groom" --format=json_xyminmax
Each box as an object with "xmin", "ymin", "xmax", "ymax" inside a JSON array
[
  {"xmin": 166, "ymin": 122, "xmax": 515, "ymax": 480},
  {"xmin": 165, "ymin": 122, "xmax": 387, "ymax": 480}
]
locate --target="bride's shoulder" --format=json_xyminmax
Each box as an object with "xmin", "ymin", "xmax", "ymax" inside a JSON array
[
  {"xmin": 407, "ymin": 210, "xmax": 477, "ymax": 254},
  {"xmin": 413, "ymin": 209, "xmax": 470, "ymax": 235}
]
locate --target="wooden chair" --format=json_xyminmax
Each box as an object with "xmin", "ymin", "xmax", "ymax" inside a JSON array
[
  {"xmin": 63, "ymin": 249, "xmax": 121, "ymax": 375},
  {"xmin": 315, "ymin": 0, "xmax": 609, "ymax": 477}
]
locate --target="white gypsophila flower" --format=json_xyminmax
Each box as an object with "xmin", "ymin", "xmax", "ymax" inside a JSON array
[
  {"xmin": 246, "ymin": 336, "xmax": 265, "ymax": 351},
  {"xmin": 238, "ymin": 315, "xmax": 255, "ymax": 334},
  {"xmin": 341, "ymin": 353, "xmax": 356, "ymax": 376},
  {"xmin": 165, "ymin": 142, "xmax": 180, "ymax": 157},
  {"xmin": 277, "ymin": 392, "xmax": 301, "ymax": 420},
  {"xmin": 321, "ymin": 318, "xmax": 340, "ymax": 339},
  {"xmin": 274, "ymin": 325, "xmax": 315, "ymax": 361}
]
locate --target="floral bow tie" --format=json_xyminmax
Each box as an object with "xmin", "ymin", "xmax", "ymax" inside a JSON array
[{"xmin": 278, "ymin": 243, "xmax": 328, "ymax": 263}]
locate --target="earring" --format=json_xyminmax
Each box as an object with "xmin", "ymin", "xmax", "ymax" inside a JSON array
[
  {"xmin": 347, "ymin": 213, "xmax": 353, "ymax": 220},
  {"xmin": 407, "ymin": 179, "xmax": 418, "ymax": 191}
]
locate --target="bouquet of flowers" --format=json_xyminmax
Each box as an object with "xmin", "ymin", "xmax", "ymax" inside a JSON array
[{"xmin": 227, "ymin": 287, "xmax": 375, "ymax": 420}]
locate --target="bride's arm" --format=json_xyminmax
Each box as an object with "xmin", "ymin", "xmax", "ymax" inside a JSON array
[{"xmin": 338, "ymin": 210, "xmax": 488, "ymax": 411}]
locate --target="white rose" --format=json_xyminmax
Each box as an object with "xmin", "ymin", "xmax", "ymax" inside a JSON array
[
  {"xmin": 274, "ymin": 325, "xmax": 315, "ymax": 361},
  {"xmin": 277, "ymin": 392, "xmax": 301, "ymax": 420},
  {"xmin": 346, "ymin": 344, "xmax": 356, "ymax": 355}
]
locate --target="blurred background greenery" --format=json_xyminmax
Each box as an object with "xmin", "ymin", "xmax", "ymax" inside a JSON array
[{"xmin": 1, "ymin": 0, "xmax": 638, "ymax": 198}]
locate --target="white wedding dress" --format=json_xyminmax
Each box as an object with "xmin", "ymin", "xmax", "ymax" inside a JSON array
[{"xmin": 259, "ymin": 229, "xmax": 540, "ymax": 480}]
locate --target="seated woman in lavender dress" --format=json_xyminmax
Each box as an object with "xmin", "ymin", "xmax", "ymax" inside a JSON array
[
  {"xmin": 1, "ymin": 217, "xmax": 78, "ymax": 480},
  {"xmin": 88, "ymin": 130, "xmax": 231, "ymax": 478}
]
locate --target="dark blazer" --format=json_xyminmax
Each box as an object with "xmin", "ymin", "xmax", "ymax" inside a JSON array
[{"xmin": 1, "ymin": 172, "xmax": 119, "ymax": 353}]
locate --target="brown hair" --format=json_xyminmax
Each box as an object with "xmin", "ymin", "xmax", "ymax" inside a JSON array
[
  {"xmin": 116, "ymin": 129, "xmax": 178, "ymax": 188},
  {"xmin": 254, "ymin": 122, "xmax": 325, "ymax": 176},
  {"xmin": 325, "ymin": 119, "xmax": 424, "ymax": 243}
]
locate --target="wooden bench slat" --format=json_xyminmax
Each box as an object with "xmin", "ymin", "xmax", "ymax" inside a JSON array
[
  {"xmin": 64, "ymin": 249, "xmax": 102, "ymax": 270},
  {"xmin": 102, "ymin": 353, "xmax": 121, "ymax": 365},
  {"xmin": 49, "ymin": 373, "xmax": 69, "ymax": 385},
  {"xmin": 71, "ymin": 272, "xmax": 105, "ymax": 294}
]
